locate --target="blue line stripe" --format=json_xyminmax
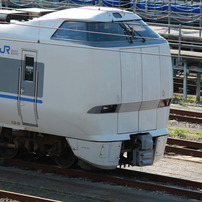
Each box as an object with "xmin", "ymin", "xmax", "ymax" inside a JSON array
[{"xmin": 0, "ymin": 94, "xmax": 43, "ymax": 104}]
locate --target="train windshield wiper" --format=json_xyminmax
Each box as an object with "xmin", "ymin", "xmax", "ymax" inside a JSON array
[
  {"xmin": 125, "ymin": 23, "xmax": 146, "ymax": 43},
  {"xmin": 119, "ymin": 23, "xmax": 133, "ymax": 44}
]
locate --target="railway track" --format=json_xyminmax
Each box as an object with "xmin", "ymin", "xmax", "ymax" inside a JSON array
[
  {"xmin": 0, "ymin": 190, "xmax": 58, "ymax": 202},
  {"xmin": 1, "ymin": 158, "xmax": 202, "ymax": 200},
  {"xmin": 173, "ymin": 78, "xmax": 202, "ymax": 96},
  {"xmin": 166, "ymin": 137, "xmax": 202, "ymax": 158},
  {"xmin": 169, "ymin": 108, "xmax": 202, "ymax": 123}
]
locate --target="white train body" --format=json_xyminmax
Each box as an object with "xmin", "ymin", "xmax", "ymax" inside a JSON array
[{"xmin": 0, "ymin": 7, "xmax": 172, "ymax": 169}]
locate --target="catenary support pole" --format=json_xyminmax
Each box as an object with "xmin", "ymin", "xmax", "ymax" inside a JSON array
[
  {"xmin": 183, "ymin": 62, "xmax": 188, "ymax": 100},
  {"xmin": 196, "ymin": 72, "xmax": 201, "ymax": 102}
]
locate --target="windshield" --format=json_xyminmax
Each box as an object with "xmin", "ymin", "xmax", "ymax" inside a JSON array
[
  {"xmin": 52, "ymin": 20, "xmax": 160, "ymax": 44},
  {"xmin": 125, "ymin": 21, "xmax": 160, "ymax": 41}
]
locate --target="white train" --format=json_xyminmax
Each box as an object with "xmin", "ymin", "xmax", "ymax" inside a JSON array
[{"xmin": 0, "ymin": 6, "xmax": 173, "ymax": 169}]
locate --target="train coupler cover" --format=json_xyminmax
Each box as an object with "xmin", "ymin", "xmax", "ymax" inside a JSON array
[{"xmin": 130, "ymin": 133, "xmax": 154, "ymax": 166}]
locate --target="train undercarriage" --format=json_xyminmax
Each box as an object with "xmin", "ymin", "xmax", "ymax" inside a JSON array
[
  {"xmin": 0, "ymin": 127, "xmax": 77, "ymax": 168},
  {"xmin": 0, "ymin": 127, "xmax": 165, "ymax": 169}
]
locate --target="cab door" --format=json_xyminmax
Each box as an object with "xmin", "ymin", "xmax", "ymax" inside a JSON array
[{"xmin": 18, "ymin": 50, "xmax": 38, "ymax": 126}]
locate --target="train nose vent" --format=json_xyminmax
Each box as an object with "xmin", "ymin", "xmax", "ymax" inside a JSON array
[{"xmin": 128, "ymin": 133, "xmax": 154, "ymax": 166}]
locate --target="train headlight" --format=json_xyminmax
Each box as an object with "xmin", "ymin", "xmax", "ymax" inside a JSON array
[
  {"xmin": 159, "ymin": 99, "xmax": 171, "ymax": 107},
  {"xmin": 101, "ymin": 105, "xmax": 117, "ymax": 113}
]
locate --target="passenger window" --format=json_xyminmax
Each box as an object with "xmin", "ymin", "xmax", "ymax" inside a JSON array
[{"xmin": 24, "ymin": 56, "xmax": 34, "ymax": 82}]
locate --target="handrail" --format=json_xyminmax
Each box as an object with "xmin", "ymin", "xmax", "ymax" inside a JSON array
[
  {"xmin": 34, "ymin": 70, "xmax": 39, "ymax": 121},
  {"xmin": 17, "ymin": 67, "xmax": 23, "ymax": 120},
  {"xmin": 148, "ymin": 22, "xmax": 202, "ymax": 37}
]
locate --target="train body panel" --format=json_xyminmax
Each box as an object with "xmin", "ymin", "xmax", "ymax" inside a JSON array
[
  {"xmin": 0, "ymin": 6, "xmax": 172, "ymax": 169},
  {"xmin": 37, "ymin": 44, "xmax": 121, "ymax": 139}
]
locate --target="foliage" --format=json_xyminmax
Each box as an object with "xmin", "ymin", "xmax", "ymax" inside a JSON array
[
  {"xmin": 169, "ymin": 128, "xmax": 189, "ymax": 138},
  {"xmin": 171, "ymin": 94, "xmax": 202, "ymax": 107},
  {"xmin": 169, "ymin": 128, "xmax": 202, "ymax": 141}
]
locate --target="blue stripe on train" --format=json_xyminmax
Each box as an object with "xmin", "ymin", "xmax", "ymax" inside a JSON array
[{"xmin": 0, "ymin": 94, "xmax": 43, "ymax": 104}]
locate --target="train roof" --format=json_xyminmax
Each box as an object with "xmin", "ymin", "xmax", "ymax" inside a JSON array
[
  {"xmin": 0, "ymin": 7, "xmax": 156, "ymax": 44},
  {"xmin": 0, "ymin": 6, "xmax": 141, "ymax": 24},
  {"xmin": 40, "ymin": 6, "xmax": 141, "ymax": 22}
]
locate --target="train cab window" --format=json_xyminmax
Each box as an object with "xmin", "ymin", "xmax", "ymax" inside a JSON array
[
  {"xmin": 52, "ymin": 20, "xmax": 161, "ymax": 45},
  {"xmin": 126, "ymin": 20, "xmax": 160, "ymax": 40},
  {"xmin": 87, "ymin": 22, "xmax": 126, "ymax": 42},
  {"xmin": 52, "ymin": 22, "xmax": 87, "ymax": 41},
  {"xmin": 52, "ymin": 21, "xmax": 126, "ymax": 42},
  {"xmin": 24, "ymin": 56, "xmax": 34, "ymax": 82}
]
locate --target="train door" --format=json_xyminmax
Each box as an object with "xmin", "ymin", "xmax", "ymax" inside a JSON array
[{"xmin": 18, "ymin": 50, "xmax": 38, "ymax": 126}]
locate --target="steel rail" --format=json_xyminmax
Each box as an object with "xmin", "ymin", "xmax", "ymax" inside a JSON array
[
  {"xmin": 167, "ymin": 138, "xmax": 202, "ymax": 149},
  {"xmin": 0, "ymin": 189, "xmax": 59, "ymax": 202},
  {"xmin": 166, "ymin": 145, "xmax": 202, "ymax": 157},
  {"xmin": 117, "ymin": 168, "xmax": 202, "ymax": 189},
  {"xmin": 166, "ymin": 138, "xmax": 202, "ymax": 158},
  {"xmin": 169, "ymin": 108, "xmax": 202, "ymax": 123},
  {"xmin": 2, "ymin": 159, "xmax": 202, "ymax": 200},
  {"xmin": 170, "ymin": 109, "xmax": 202, "ymax": 118},
  {"xmin": 169, "ymin": 114, "xmax": 202, "ymax": 123}
]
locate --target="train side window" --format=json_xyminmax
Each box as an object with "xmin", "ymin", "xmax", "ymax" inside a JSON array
[
  {"xmin": 52, "ymin": 22, "xmax": 86, "ymax": 41},
  {"xmin": 24, "ymin": 56, "xmax": 34, "ymax": 82}
]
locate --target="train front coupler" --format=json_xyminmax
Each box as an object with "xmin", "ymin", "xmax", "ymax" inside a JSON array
[{"xmin": 120, "ymin": 133, "xmax": 154, "ymax": 167}]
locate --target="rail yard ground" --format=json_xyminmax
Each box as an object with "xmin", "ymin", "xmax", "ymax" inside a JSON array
[
  {"xmin": 0, "ymin": 158, "xmax": 200, "ymax": 202},
  {"xmin": 126, "ymin": 155, "xmax": 202, "ymax": 183}
]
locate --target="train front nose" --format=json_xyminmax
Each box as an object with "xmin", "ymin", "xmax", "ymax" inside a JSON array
[{"xmin": 118, "ymin": 44, "xmax": 172, "ymax": 167}]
